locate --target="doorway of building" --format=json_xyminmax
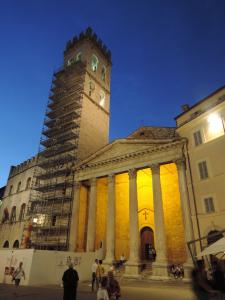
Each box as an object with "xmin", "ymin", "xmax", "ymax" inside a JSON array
[{"xmin": 140, "ymin": 226, "xmax": 155, "ymax": 260}]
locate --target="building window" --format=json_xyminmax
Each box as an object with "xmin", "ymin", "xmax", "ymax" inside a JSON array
[
  {"xmin": 13, "ymin": 240, "xmax": 19, "ymax": 248},
  {"xmin": 35, "ymin": 178, "xmax": 40, "ymax": 187},
  {"xmin": 193, "ymin": 130, "xmax": 202, "ymax": 146},
  {"xmin": 89, "ymin": 81, "xmax": 95, "ymax": 96},
  {"xmin": 198, "ymin": 161, "xmax": 209, "ymax": 180},
  {"xmin": 17, "ymin": 181, "xmax": 22, "ymax": 192},
  {"xmin": 52, "ymin": 215, "xmax": 57, "ymax": 226},
  {"xmin": 26, "ymin": 177, "xmax": 31, "ymax": 189},
  {"xmin": 76, "ymin": 52, "xmax": 82, "ymax": 61},
  {"xmin": 2, "ymin": 207, "xmax": 9, "ymax": 223},
  {"xmin": 19, "ymin": 204, "xmax": 26, "ymax": 221},
  {"xmin": 67, "ymin": 57, "xmax": 75, "ymax": 66},
  {"xmin": 10, "ymin": 206, "xmax": 16, "ymax": 223},
  {"xmin": 9, "ymin": 185, "xmax": 13, "ymax": 195},
  {"xmin": 101, "ymin": 66, "xmax": 106, "ymax": 81},
  {"xmin": 99, "ymin": 90, "xmax": 105, "ymax": 107},
  {"xmin": 206, "ymin": 113, "xmax": 224, "ymax": 141},
  {"xmin": 204, "ymin": 197, "xmax": 215, "ymax": 213},
  {"xmin": 91, "ymin": 54, "xmax": 99, "ymax": 72},
  {"xmin": 3, "ymin": 240, "xmax": 9, "ymax": 248}
]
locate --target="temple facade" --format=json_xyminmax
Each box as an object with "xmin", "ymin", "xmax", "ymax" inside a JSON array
[{"xmin": 69, "ymin": 128, "xmax": 192, "ymax": 276}]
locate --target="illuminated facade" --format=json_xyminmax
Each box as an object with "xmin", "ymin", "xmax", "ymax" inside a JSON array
[
  {"xmin": 0, "ymin": 28, "xmax": 225, "ymax": 280},
  {"xmin": 176, "ymin": 86, "xmax": 225, "ymax": 252},
  {"xmin": 69, "ymin": 128, "xmax": 192, "ymax": 277}
]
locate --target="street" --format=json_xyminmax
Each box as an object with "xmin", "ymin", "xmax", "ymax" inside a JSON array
[{"xmin": 0, "ymin": 280, "xmax": 195, "ymax": 300}]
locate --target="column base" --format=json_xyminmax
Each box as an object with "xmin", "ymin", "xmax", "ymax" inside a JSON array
[
  {"xmin": 102, "ymin": 259, "xmax": 114, "ymax": 272},
  {"xmin": 151, "ymin": 261, "xmax": 169, "ymax": 280},
  {"xmin": 124, "ymin": 261, "xmax": 142, "ymax": 278},
  {"xmin": 182, "ymin": 261, "xmax": 193, "ymax": 281}
]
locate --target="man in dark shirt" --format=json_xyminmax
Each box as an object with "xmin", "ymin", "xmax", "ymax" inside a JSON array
[{"xmin": 62, "ymin": 263, "xmax": 79, "ymax": 300}]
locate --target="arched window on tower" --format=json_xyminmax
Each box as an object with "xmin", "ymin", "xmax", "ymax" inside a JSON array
[
  {"xmin": 101, "ymin": 66, "xmax": 106, "ymax": 81},
  {"xmin": 91, "ymin": 54, "xmax": 99, "ymax": 72},
  {"xmin": 76, "ymin": 52, "xmax": 82, "ymax": 62},
  {"xmin": 26, "ymin": 177, "xmax": 31, "ymax": 189},
  {"xmin": 13, "ymin": 240, "xmax": 19, "ymax": 248},
  {"xmin": 10, "ymin": 206, "xmax": 16, "ymax": 223},
  {"xmin": 99, "ymin": 91, "xmax": 105, "ymax": 107},
  {"xmin": 17, "ymin": 181, "xmax": 21, "ymax": 193},
  {"xmin": 67, "ymin": 57, "xmax": 75, "ymax": 66},
  {"xmin": 19, "ymin": 204, "xmax": 26, "ymax": 221},
  {"xmin": 3, "ymin": 240, "xmax": 9, "ymax": 248}
]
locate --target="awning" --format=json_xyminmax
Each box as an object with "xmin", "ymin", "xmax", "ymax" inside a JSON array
[{"xmin": 197, "ymin": 237, "xmax": 225, "ymax": 257}]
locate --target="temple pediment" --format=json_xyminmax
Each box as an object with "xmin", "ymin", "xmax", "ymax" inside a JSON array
[{"xmin": 77, "ymin": 138, "xmax": 172, "ymax": 168}]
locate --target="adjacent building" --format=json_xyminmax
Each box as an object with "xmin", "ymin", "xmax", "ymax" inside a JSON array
[{"xmin": 175, "ymin": 87, "xmax": 225, "ymax": 251}]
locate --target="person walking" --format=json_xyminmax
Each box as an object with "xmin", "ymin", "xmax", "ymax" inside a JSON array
[
  {"xmin": 119, "ymin": 254, "xmax": 125, "ymax": 267},
  {"xmin": 96, "ymin": 260, "xmax": 105, "ymax": 285},
  {"xmin": 62, "ymin": 263, "xmax": 79, "ymax": 300},
  {"xmin": 92, "ymin": 259, "xmax": 99, "ymax": 291},
  {"xmin": 13, "ymin": 262, "xmax": 25, "ymax": 287},
  {"xmin": 107, "ymin": 271, "xmax": 121, "ymax": 299},
  {"xmin": 97, "ymin": 276, "xmax": 109, "ymax": 300}
]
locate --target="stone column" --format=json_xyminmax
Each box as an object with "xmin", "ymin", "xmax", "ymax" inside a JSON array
[
  {"xmin": 176, "ymin": 159, "xmax": 194, "ymax": 274},
  {"xmin": 104, "ymin": 174, "xmax": 115, "ymax": 264},
  {"xmin": 86, "ymin": 178, "xmax": 97, "ymax": 252},
  {"xmin": 151, "ymin": 164, "xmax": 169, "ymax": 278},
  {"xmin": 125, "ymin": 169, "xmax": 141, "ymax": 276},
  {"xmin": 69, "ymin": 182, "xmax": 81, "ymax": 251}
]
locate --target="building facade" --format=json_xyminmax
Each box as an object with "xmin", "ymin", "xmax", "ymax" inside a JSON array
[
  {"xmin": 0, "ymin": 157, "xmax": 36, "ymax": 249},
  {"xmin": 0, "ymin": 28, "xmax": 225, "ymax": 280},
  {"xmin": 175, "ymin": 86, "xmax": 225, "ymax": 251}
]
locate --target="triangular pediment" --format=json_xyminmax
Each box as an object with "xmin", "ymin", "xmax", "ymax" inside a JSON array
[{"xmin": 77, "ymin": 139, "xmax": 168, "ymax": 167}]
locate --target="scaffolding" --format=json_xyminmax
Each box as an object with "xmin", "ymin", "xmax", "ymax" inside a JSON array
[{"xmin": 27, "ymin": 60, "xmax": 86, "ymax": 250}]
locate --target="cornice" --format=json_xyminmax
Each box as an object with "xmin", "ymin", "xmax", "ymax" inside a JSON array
[{"xmin": 75, "ymin": 139, "xmax": 185, "ymax": 172}]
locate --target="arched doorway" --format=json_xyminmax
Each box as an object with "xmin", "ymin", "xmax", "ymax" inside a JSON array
[
  {"xmin": 13, "ymin": 240, "xmax": 19, "ymax": 248},
  {"xmin": 207, "ymin": 230, "xmax": 223, "ymax": 245},
  {"xmin": 140, "ymin": 226, "xmax": 155, "ymax": 260},
  {"xmin": 3, "ymin": 240, "xmax": 9, "ymax": 248},
  {"xmin": 207, "ymin": 230, "xmax": 223, "ymax": 265}
]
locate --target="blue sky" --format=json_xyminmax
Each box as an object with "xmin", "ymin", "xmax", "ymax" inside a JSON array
[{"xmin": 1, "ymin": 0, "xmax": 225, "ymax": 186}]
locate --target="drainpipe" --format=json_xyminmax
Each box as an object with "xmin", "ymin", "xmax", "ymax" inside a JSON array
[{"xmin": 183, "ymin": 139, "xmax": 203, "ymax": 251}]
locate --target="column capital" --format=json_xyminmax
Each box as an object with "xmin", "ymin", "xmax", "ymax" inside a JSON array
[
  {"xmin": 150, "ymin": 163, "xmax": 160, "ymax": 174},
  {"xmin": 174, "ymin": 158, "xmax": 186, "ymax": 170},
  {"xmin": 128, "ymin": 168, "xmax": 137, "ymax": 179},
  {"xmin": 89, "ymin": 177, "xmax": 97, "ymax": 186},
  {"xmin": 74, "ymin": 181, "xmax": 81, "ymax": 188},
  {"xmin": 108, "ymin": 174, "xmax": 115, "ymax": 184}
]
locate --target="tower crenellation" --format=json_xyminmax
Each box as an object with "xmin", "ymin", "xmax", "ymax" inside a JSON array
[{"xmin": 64, "ymin": 27, "xmax": 112, "ymax": 63}]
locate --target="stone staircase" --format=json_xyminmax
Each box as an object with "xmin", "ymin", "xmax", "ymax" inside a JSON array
[{"xmin": 140, "ymin": 262, "xmax": 153, "ymax": 278}]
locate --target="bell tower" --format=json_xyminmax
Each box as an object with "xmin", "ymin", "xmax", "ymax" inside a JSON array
[
  {"xmin": 27, "ymin": 28, "xmax": 112, "ymax": 251},
  {"xmin": 64, "ymin": 27, "xmax": 112, "ymax": 160}
]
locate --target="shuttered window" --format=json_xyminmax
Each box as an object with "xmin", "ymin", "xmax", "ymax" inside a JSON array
[
  {"xmin": 204, "ymin": 197, "xmax": 215, "ymax": 213},
  {"xmin": 193, "ymin": 130, "xmax": 202, "ymax": 146},
  {"xmin": 198, "ymin": 161, "xmax": 209, "ymax": 179}
]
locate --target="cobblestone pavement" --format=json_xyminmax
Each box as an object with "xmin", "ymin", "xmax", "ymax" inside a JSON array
[{"xmin": 0, "ymin": 280, "xmax": 195, "ymax": 300}]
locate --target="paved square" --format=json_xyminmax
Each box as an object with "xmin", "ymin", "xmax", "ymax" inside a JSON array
[{"xmin": 0, "ymin": 281, "xmax": 195, "ymax": 300}]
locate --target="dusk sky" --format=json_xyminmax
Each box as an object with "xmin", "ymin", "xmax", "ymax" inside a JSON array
[{"xmin": 1, "ymin": 0, "xmax": 225, "ymax": 186}]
